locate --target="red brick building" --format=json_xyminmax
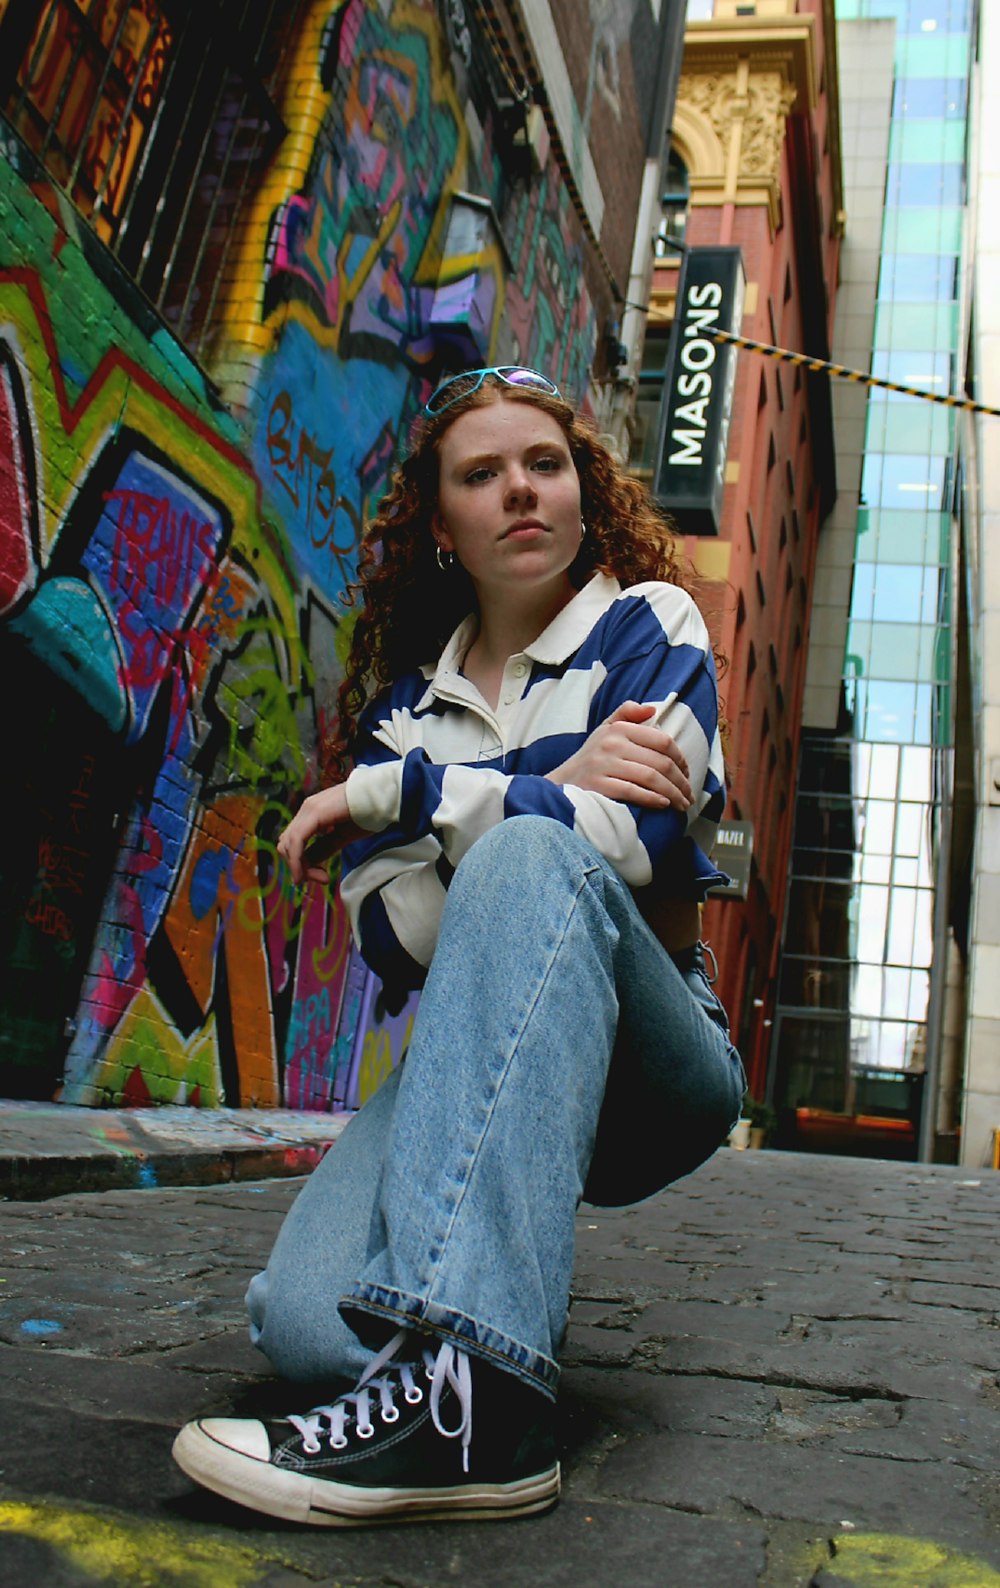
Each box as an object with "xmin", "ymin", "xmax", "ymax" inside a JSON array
[{"xmin": 632, "ymin": 0, "xmax": 844, "ymax": 1096}]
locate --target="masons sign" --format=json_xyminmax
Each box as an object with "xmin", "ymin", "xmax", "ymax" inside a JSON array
[{"xmin": 653, "ymin": 247, "xmax": 745, "ymax": 535}]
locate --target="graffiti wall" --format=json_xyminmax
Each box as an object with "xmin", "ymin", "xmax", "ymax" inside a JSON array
[{"xmin": 0, "ymin": 0, "xmax": 601, "ymax": 1109}]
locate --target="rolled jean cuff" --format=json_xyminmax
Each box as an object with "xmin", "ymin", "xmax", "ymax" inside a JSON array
[{"xmin": 339, "ymin": 1284, "xmax": 560, "ymax": 1400}]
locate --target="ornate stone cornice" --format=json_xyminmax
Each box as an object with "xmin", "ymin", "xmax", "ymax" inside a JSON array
[{"xmin": 673, "ymin": 16, "xmax": 819, "ymax": 233}]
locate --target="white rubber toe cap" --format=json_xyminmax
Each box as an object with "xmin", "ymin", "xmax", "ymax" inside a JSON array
[{"xmin": 193, "ymin": 1417, "xmax": 272, "ymax": 1461}]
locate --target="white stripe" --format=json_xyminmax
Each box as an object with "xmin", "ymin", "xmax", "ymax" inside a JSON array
[
  {"xmin": 436, "ymin": 765, "xmax": 510, "ymax": 861},
  {"xmin": 504, "ymin": 662, "xmax": 607, "ymax": 752},
  {"xmin": 339, "ymin": 834, "xmax": 440, "ymax": 938},
  {"xmin": 381, "ymin": 867, "xmax": 448, "ymax": 970}
]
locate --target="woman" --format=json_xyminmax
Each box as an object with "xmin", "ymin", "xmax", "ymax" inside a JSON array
[{"xmin": 172, "ymin": 365, "xmax": 745, "ymax": 1527}]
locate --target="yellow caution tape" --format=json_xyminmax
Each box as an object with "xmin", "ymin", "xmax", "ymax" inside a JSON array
[{"xmin": 708, "ymin": 327, "xmax": 1000, "ymax": 418}]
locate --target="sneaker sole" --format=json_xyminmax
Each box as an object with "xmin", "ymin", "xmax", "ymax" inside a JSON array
[{"xmin": 172, "ymin": 1421, "xmax": 560, "ymax": 1526}]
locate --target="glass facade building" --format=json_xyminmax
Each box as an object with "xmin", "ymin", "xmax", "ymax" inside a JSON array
[{"xmin": 772, "ymin": 0, "xmax": 975, "ymax": 1156}]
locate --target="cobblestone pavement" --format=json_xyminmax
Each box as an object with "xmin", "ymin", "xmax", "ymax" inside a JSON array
[{"xmin": 2, "ymin": 1148, "xmax": 1000, "ymax": 1586}]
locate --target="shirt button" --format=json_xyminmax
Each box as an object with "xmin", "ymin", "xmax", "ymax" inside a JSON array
[{"xmin": 512, "ymin": 661, "xmax": 528, "ymax": 678}]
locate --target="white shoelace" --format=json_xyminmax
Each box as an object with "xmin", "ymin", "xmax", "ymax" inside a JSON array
[{"xmin": 286, "ymin": 1328, "xmax": 474, "ymax": 1472}]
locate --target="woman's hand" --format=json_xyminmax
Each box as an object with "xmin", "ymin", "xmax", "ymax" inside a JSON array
[
  {"xmin": 277, "ymin": 783, "xmax": 367, "ymax": 886},
  {"xmin": 545, "ymin": 701, "xmax": 693, "ymax": 810}
]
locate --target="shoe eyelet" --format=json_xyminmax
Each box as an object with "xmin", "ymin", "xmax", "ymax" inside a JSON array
[
  {"xmin": 404, "ymin": 1387, "xmax": 423, "ymax": 1404},
  {"xmin": 302, "ymin": 1438, "xmax": 321, "ymax": 1455},
  {"xmin": 356, "ymin": 1422, "xmax": 375, "ymax": 1439},
  {"xmin": 330, "ymin": 1434, "xmax": 348, "ymax": 1450},
  {"xmin": 382, "ymin": 1405, "xmax": 400, "ymax": 1423}
]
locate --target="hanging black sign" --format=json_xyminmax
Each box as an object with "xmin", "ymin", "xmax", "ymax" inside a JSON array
[
  {"xmin": 652, "ymin": 246, "xmax": 745, "ymax": 535},
  {"xmin": 709, "ymin": 820, "xmax": 754, "ymax": 900}
]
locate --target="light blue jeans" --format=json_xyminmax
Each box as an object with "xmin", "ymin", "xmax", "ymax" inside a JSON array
[{"xmin": 247, "ymin": 817, "xmax": 745, "ymax": 1399}]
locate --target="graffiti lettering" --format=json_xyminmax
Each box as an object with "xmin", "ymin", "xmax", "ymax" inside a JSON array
[
  {"xmin": 287, "ymin": 988, "xmax": 332, "ymax": 1055},
  {"xmin": 0, "ymin": 0, "xmax": 601, "ymax": 1118},
  {"xmin": 25, "ymin": 897, "xmax": 73, "ymax": 942},
  {"xmin": 67, "ymin": 754, "xmax": 96, "ymax": 839},
  {"xmin": 104, "ymin": 488, "xmax": 217, "ymax": 611},
  {"xmin": 37, "ymin": 838, "xmax": 87, "ymax": 896},
  {"xmin": 265, "ymin": 390, "xmax": 360, "ymax": 561}
]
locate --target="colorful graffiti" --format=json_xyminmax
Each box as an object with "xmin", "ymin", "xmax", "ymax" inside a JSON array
[
  {"xmin": 0, "ymin": 0, "xmax": 602, "ymax": 1111},
  {"xmin": 0, "ymin": 258, "xmax": 419, "ymax": 1109},
  {"xmin": 504, "ymin": 163, "xmax": 595, "ymax": 399},
  {"xmin": 9, "ymin": 0, "xmax": 173, "ymax": 243}
]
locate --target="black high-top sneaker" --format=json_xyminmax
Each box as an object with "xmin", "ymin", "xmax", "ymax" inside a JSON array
[{"xmin": 172, "ymin": 1327, "xmax": 559, "ymax": 1526}]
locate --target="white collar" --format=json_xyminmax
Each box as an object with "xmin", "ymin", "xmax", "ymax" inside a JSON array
[{"xmin": 429, "ymin": 572, "xmax": 622, "ymax": 697}]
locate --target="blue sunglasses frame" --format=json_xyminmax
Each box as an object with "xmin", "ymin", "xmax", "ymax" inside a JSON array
[{"xmin": 424, "ymin": 366, "xmax": 561, "ymax": 416}]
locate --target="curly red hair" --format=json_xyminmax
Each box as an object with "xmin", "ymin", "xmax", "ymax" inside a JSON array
[{"xmin": 325, "ymin": 380, "xmax": 701, "ymax": 780}]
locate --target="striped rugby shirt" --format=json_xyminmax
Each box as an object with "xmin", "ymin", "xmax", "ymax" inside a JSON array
[{"xmin": 340, "ymin": 571, "xmax": 728, "ymax": 999}]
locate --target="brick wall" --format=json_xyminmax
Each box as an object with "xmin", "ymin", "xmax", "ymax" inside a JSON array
[{"xmin": 0, "ymin": 0, "xmax": 660, "ymax": 1108}]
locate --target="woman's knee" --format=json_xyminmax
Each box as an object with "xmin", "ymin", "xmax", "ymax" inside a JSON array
[{"xmin": 454, "ymin": 816, "xmax": 599, "ymax": 891}]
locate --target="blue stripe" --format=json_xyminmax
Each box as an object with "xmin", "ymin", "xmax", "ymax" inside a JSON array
[
  {"xmin": 502, "ymin": 775, "xmax": 575, "ymax": 825},
  {"xmin": 400, "ymin": 749, "xmax": 447, "ymax": 835},
  {"xmin": 357, "ymin": 891, "xmax": 428, "ymax": 1000},
  {"xmin": 506, "ymin": 733, "xmax": 583, "ymax": 774},
  {"xmin": 522, "ymin": 658, "xmax": 569, "ymax": 695},
  {"xmin": 343, "ymin": 582, "xmax": 728, "ymax": 974}
]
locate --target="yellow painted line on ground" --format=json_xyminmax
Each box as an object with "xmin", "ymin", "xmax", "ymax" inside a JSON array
[
  {"xmin": 796, "ymin": 1531, "xmax": 1000, "ymax": 1587},
  {"xmin": 0, "ymin": 1500, "xmax": 280, "ymax": 1588}
]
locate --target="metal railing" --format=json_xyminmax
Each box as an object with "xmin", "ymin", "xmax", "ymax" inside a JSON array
[{"xmin": 1, "ymin": 0, "xmax": 295, "ymax": 362}]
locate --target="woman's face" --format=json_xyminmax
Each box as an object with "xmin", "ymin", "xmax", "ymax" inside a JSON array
[{"xmin": 433, "ymin": 396, "xmax": 583, "ymax": 611}]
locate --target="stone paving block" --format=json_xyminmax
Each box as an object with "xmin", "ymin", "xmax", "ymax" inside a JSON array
[
  {"xmin": 598, "ymin": 1429, "xmax": 1000, "ymax": 1563},
  {"xmin": 194, "ymin": 1494, "xmax": 768, "ymax": 1588},
  {"xmin": 802, "ymin": 1314, "xmax": 1000, "ymax": 1376},
  {"xmin": 0, "ymin": 1340, "xmax": 238, "ymax": 1424},
  {"xmin": 631, "ymin": 1296, "xmax": 796, "ymax": 1345},
  {"xmin": 816, "ymin": 1393, "xmax": 999, "ymax": 1471},
  {"xmin": 562, "ymin": 1362, "xmax": 778, "ymax": 1440},
  {"xmin": 909, "ymin": 1278, "xmax": 1000, "ymax": 1309},
  {"xmin": 3, "ymin": 1147, "xmax": 1000, "ymax": 1584},
  {"xmin": 635, "ymin": 1330, "xmax": 992, "ymax": 1410}
]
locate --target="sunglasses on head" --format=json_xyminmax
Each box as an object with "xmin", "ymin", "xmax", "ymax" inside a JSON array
[{"xmin": 424, "ymin": 365, "xmax": 561, "ymax": 416}]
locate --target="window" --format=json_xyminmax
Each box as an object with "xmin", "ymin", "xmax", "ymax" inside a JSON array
[
  {"xmin": 0, "ymin": 0, "xmax": 175, "ymax": 241},
  {"xmin": 870, "ymin": 349, "xmax": 955, "ymax": 397},
  {"xmin": 654, "ymin": 148, "xmax": 689, "ymax": 258},
  {"xmin": 0, "ymin": 0, "xmax": 296, "ymax": 362},
  {"xmin": 630, "ymin": 328, "xmax": 671, "ymax": 473},
  {"xmin": 893, "ymin": 77, "xmax": 967, "ymax": 119},
  {"xmin": 886, "ymin": 163, "xmax": 965, "ymax": 208},
  {"xmin": 879, "ymin": 254, "xmax": 960, "ymax": 304},
  {"xmin": 860, "ymin": 453, "xmax": 949, "ymax": 511}
]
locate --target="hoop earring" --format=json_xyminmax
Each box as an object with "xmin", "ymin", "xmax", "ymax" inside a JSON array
[
  {"xmin": 580, "ymin": 519, "xmax": 588, "ymax": 540},
  {"xmin": 436, "ymin": 544, "xmax": 455, "ymax": 571}
]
